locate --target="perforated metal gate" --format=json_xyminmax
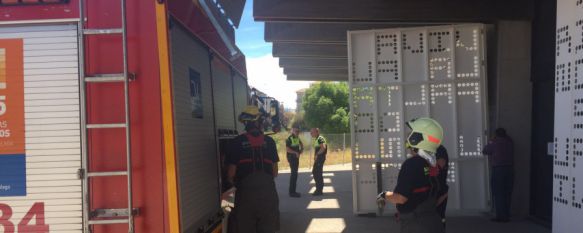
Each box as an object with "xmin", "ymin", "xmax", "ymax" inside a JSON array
[
  {"xmin": 553, "ymin": 1, "xmax": 583, "ymax": 232},
  {"xmin": 348, "ymin": 24, "xmax": 489, "ymax": 214}
]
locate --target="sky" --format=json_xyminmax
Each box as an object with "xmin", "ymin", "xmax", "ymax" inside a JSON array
[{"xmin": 235, "ymin": 0, "xmax": 311, "ymax": 110}]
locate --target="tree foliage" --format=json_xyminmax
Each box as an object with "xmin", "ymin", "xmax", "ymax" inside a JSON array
[{"xmin": 301, "ymin": 82, "xmax": 350, "ymax": 133}]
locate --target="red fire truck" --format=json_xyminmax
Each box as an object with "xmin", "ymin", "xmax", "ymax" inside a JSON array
[{"xmin": 0, "ymin": 0, "xmax": 248, "ymax": 233}]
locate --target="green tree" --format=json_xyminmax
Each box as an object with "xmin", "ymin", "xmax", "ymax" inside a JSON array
[{"xmin": 302, "ymin": 82, "xmax": 350, "ymax": 133}]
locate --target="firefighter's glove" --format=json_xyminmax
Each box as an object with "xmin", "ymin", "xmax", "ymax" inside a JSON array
[{"xmin": 376, "ymin": 191, "xmax": 387, "ymax": 207}]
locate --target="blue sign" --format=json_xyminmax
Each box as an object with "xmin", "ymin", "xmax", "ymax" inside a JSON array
[
  {"xmin": 189, "ymin": 68, "xmax": 203, "ymax": 119},
  {"xmin": 0, "ymin": 154, "xmax": 26, "ymax": 196}
]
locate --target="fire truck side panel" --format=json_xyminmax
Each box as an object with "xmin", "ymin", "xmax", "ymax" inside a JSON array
[
  {"xmin": 232, "ymin": 74, "xmax": 248, "ymax": 133},
  {"xmin": 211, "ymin": 59, "xmax": 236, "ymax": 131},
  {"xmin": 0, "ymin": 1, "xmax": 245, "ymax": 233},
  {"xmin": 167, "ymin": 0, "xmax": 246, "ymax": 77},
  {"xmin": 169, "ymin": 22, "xmax": 222, "ymax": 233},
  {"xmin": 0, "ymin": 23, "xmax": 83, "ymax": 233},
  {"xmin": 84, "ymin": 1, "xmax": 166, "ymax": 233},
  {"xmin": 0, "ymin": 0, "xmax": 79, "ymax": 21}
]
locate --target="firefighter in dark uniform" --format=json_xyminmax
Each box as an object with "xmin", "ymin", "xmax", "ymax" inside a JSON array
[
  {"xmin": 286, "ymin": 126, "xmax": 304, "ymax": 198},
  {"xmin": 310, "ymin": 128, "xmax": 327, "ymax": 196},
  {"xmin": 226, "ymin": 106, "xmax": 280, "ymax": 233},
  {"xmin": 377, "ymin": 118, "xmax": 445, "ymax": 233},
  {"xmin": 435, "ymin": 145, "xmax": 449, "ymax": 228}
]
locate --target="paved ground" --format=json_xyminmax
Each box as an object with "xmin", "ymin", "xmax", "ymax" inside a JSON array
[{"xmin": 275, "ymin": 164, "xmax": 551, "ymax": 233}]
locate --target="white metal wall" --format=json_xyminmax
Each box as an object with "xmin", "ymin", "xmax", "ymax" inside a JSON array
[
  {"xmin": 0, "ymin": 24, "xmax": 82, "ymax": 232},
  {"xmin": 170, "ymin": 24, "xmax": 221, "ymax": 233},
  {"xmin": 554, "ymin": 1, "xmax": 583, "ymax": 232},
  {"xmin": 348, "ymin": 24, "xmax": 489, "ymax": 214}
]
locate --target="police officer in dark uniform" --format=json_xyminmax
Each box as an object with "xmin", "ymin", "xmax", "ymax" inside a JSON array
[
  {"xmin": 286, "ymin": 126, "xmax": 304, "ymax": 198},
  {"xmin": 377, "ymin": 118, "xmax": 445, "ymax": 233},
  {"xmin": 310, "ymin": 128, "xmax": 327, "ymax": 196},
  {"xmin": 226, "ymin": 106, "xmax": 280, "ymax": 233}
]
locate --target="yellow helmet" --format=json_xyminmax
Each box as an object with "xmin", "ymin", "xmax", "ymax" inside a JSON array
[
  {"xmin": 405, "ymin": 117, "xmax": 444, "ymax": 153},
  {"xmin": 238, "ymin": 106, "xmax": 261, "ymax": 123}
]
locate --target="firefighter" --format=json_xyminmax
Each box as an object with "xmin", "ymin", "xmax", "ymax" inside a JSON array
[
  {"xmin": 226, "ymin": 106, "xmax": 280, "ymax": 233},
  {"xmin": 310, "ymin": 128, "xmax": 327, "ymax": 196},
  {"xmin": 286, "ymin": 125, "xmax": 304, "ymax": 198},
  {"xmin": 377, "ymin": 118, "xmax": 445, "ymax": 233},
  {"xmin": 435, "ymin": 145, "xmax": 449, "ymax": 228}
]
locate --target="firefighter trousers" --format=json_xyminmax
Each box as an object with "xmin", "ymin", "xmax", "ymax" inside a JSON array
[
  {"xmin": 399, "ymin": 197, "xmax": 444, "ymax": 233},
  {"xmin": 229, "ymin": 172, "xmax": 280, "ymax": 233}
]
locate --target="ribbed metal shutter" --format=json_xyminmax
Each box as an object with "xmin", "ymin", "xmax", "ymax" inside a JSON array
[
  {"xmin": 170, "ymin": 24, "xmax": 221, "ymax": 233},
  {"xmin": 211, "ymin": 60, "xmax": 236, "ymax": 130},
  {"xmin": 232, "ymin": 74, "xmax": 248, "ymax": 133},
  {"xmin": 0, "ymin": 24, "xmax": 82, "ymax": 232}
]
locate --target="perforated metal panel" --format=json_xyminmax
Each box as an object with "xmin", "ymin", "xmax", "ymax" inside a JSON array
[
  {"xmin": 348, "ymin": 24, "xmax": 488, "ymax": 214},
  {"xmin": 554, "ymin": 1, "xmax": 583, "ymax": 232}
]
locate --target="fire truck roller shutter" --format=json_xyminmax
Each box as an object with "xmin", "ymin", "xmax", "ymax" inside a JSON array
[
  {"xmin": 170, "ymin": 22, "xmax": 221, "ymax": 233},
  {"xmin": 0, "ymin": 24, "xmax": 82, "ymax": 232},
  {"xmin": 232, "ymin": 74, "xmax": 248, "ymax": 133},
  {"xmin": 211, "ymin": 59, "xmax": 236, "ymax": 131}
]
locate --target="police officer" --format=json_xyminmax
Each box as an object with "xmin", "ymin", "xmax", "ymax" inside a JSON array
[
  {"xmin": 226, "ymin": 106, "xmax": 280, "ymax": 233},
  {"xmin": 310, "ymin": 128, "xmax": 327, "ymax": 196},
  {"xmin": 286, "ymin": 126, "xmax": 304, "ymax": 198},
  {"xmin": 377, "ymin": 118, "xmax": 445, "ymax": 233}
]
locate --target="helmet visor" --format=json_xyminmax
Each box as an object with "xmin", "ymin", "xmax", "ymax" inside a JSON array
[{"xmin": 407, "ymin": 132, "xmax": 424, "ymax": 146}]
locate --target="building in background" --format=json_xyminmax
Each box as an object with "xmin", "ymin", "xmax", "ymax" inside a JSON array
[{"xmin": 296, "ymin": 88, "xmax": 307, "ymax": 113}]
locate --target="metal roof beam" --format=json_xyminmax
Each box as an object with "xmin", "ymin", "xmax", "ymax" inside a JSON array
[
  {"xmin": 254, "ymin": 0, "xmax": 533, "ymax": 22},
  {"xmin": 273, "ymin": 42, "xmax": 347, "ymax": 58},
  {"xmin": 279, "ymin": 57, "xmax": 348, "ymax": 68},
  {"xmin": 265, "ymin": 22, "xmax": 418, "ymax": 43},
  {"xmin": 284, "ymin": 67, "xmax": 348, "ymax": 75},
  {"xmin": 286, "ymin": 74, "xmax": 348, "ymax": 81}
]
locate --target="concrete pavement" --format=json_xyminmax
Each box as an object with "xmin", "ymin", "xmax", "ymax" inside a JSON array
[{"xmin": 276, "ymin": 164, "xmax": 550, "ymax": 233}]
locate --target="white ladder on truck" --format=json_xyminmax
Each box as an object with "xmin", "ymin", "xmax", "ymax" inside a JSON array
[{"xmin": 77, "ymin": 0, "xmax": 136, "ymax": 232}]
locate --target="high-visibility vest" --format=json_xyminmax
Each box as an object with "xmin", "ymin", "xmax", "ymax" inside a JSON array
[{"xmin": 289, "ymin": 136, "xmax": 300, "ymax": 147}]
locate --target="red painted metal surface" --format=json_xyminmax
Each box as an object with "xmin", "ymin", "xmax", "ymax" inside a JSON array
[
  {"xmin": 0, "ymin": 1, "xmax": 249, "ymax": 232},
  {"xmin": 83, "ymin": 0, "xmax": 165, "ymax": 232},
  {"xmin": 0, "ymin": 0, "xmax": 79, "ymax": 21},
  {"xmin": 168, "ymin": 0, "xmax": 247, "ymax": 76}
]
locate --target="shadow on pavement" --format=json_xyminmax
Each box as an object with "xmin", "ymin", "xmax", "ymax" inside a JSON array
[{"xmin": 276, "ymin": 164, "xmax": 550, "ymax": 233}]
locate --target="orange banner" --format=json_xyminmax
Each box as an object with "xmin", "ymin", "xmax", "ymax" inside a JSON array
[{"xmin": 0, "ymin": 39, "xmax": 24, "ymax": 154}]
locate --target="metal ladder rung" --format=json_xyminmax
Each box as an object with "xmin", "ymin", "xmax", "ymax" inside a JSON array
[
  {"xmin": 87, "ymin": 123, "xmax": 127, "ymax": 129},
  {"xmin": 88, "ymin": 171, "xmax": 128, "ymax": 177},
  {"xmin": 85, "ymin": 74, "xmax": 125, "ymax": 83},
  {"xmin": 84, "ymin": 28, "xmax": 123, "ymax": 35},
  {"xmin": 91, "ymin": 208, "xmax": 139, "ymax": 218},
  {"xmin": 88, "ymin": 219, "xmax": 129, "ymax": 225}
]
